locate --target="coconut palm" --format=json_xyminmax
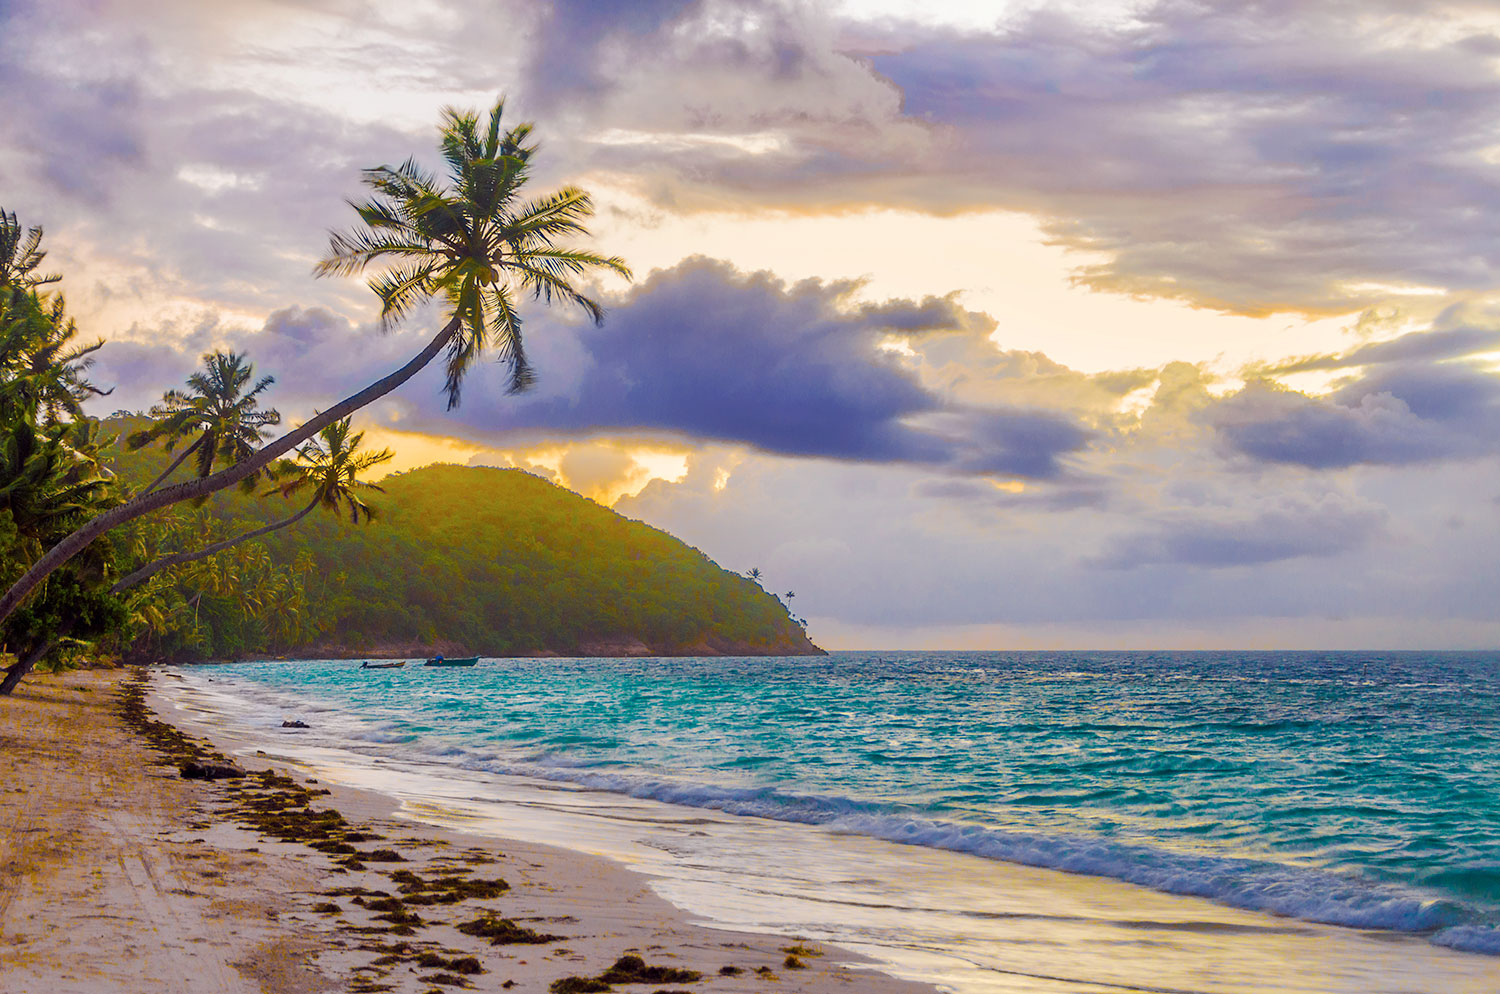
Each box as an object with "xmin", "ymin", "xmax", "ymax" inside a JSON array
[
  {"xmin": 128, "ymin": 351, "xmax": 280, "ymax": 496},
  {"xmin": 0, "ymin": 98, "xmax": 627, "ymax": 674},
  {"xmin": 0, "ymin": 214, "xmax": 108, "ymax": 425},
  {"xmin": 315, "ymin": 98, "xmax": 630, "ymax": 404},
  {"xmin": 0, "ymin": 209, "xmax": 59, "ymax": 292},
  {"xmin": 112, "ymin": 417, "xmax": 392, "ymax": 593},
  {"xmin": 0, "ymin": 416, "xmax": 122, "ymax": 694}
]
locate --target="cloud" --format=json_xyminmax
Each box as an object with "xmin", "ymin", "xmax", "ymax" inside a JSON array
[
  {"xmin": 1210, "ymin": 358, "xmax": 1500, "ymax": 469},
  {"xmin": 1093, "ymin": 495, "xmax": 1387, "ymax": 569},
  {"xmin": 22, "ymin": 0, "xmax": 1500, "ymax": 330},
  {"xmin": 395, "ymin": 258, "xmax": 1092, "ymax": 478},
  {"xmin": 515, "ymin": 0, "xmax": 1500, "ymax": 314}
]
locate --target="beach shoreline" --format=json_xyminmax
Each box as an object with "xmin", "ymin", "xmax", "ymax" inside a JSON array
[{"xmin": 0, "ymin": 667, "xmax": 935, "ymax": 994}]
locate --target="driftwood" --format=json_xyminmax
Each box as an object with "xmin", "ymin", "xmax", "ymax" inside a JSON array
[
  {"xmin": 281, "ymin": 720, "xmax": 310, "ymax": 728},
  {"xmin": 179, "ymin": 760, "xmax": 246, "ymax": 780}
]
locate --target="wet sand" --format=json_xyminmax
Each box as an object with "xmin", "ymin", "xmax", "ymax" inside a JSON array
[{"xmin": 0, "ymin": 668, "xmax": 935, "ymax": 994}]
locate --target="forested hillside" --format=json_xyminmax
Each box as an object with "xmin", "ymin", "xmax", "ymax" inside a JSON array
[{"xmin": 104, "ymin": 420, "xmax": 819, "ymax": 660}]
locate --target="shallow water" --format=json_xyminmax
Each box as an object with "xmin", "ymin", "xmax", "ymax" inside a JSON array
[{"xmin": 160, "ymin": 651, "xmax": 1500, "ymax": 992}]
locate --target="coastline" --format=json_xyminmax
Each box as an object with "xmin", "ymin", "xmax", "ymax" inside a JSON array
[{"xmin": 0, "ymin": 667, "xmax": 931, "ymax": 994}]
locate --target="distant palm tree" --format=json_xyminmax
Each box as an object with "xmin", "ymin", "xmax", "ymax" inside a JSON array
[
  {"xmin": 0, "ymin": 98, "xmax": 628, "ymax": 649},
  {"xmin": 128, "ymin": 351, "xmax": 280, "ymax": 496},
  {"xmin": 746, "ymin": 567, "xmax": 762, "ymax": 583},
  {"xmin": 112, "ymin": 418, "xmax": 392, "ymax": 593}
]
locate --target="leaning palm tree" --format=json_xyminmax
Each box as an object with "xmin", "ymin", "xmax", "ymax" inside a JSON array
[
  {"xmin": 0, "ymin": 98, "xmax": 628, "ymax": 682},
  {"xmin": 112, "ymin": 418, "xmax": 392, "ymax": 593},
  {"xmin": 127, "ymin": 351, "xmax": 280, "ymax": 496}
]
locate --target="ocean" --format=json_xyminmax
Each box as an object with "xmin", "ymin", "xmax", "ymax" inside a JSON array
[{"xmin": 160, "ymin": 651, "xmax": 1500, "ymax": 993}]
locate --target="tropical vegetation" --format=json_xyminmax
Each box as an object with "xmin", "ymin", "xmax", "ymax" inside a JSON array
[
  {"xmin": 0, "ymin": 97, "xmax": 630, "ymax": 682},
  {"xmin": 104, "ymin": 435, "xmax": 815, "ymax": 661},
  {"xmin": 0, "ymin": 100, "xmax": 826, "ymax": 692}
]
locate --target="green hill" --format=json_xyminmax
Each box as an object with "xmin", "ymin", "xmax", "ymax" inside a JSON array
[{"xmin": 104, "ymin": 421, "xmax": 821, "ymax": 659}]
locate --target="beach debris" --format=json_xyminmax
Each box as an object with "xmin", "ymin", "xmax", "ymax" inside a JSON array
[
  {"xmin": 389, "ymin": 868, "xmax": 509, "ymax": 904},
  {"xmin": 597, "ymin": 955, "xmax": 701, "ymax": 985},
  {"xmin": 420, "ymin": 973, "xmax": 473, "ymax": 988},
  {"xmin": 549, "ymin": 978, "xmax": 610, "ymax": 994},
  {"xmin": 179, "ymin": 760, "xmax": 246, "ymax": 780},
  {"xmin": 417, "ymin": 953, "xmax": 484, "ymax": 975},
  {"xmin": 782, "ymin": 954, "xmax": 805, "ymax": 969},
  {"xmin": 781, "ymin": 943, "xmax": 822, "ymax": 958},
  {"xmin": 456, "ymin": 913, "xmax": 561, "ymax": 945},
  {"xmin": 362, "ymin": 847, "xmax": 408, "ymax": 862},
  {"xmin": 548, "ymin": 955, "xmax": 703, "ymax": 994},
  {"xmin": 281, "ymin": 719, "xmax": 310, "ymax": 728}
]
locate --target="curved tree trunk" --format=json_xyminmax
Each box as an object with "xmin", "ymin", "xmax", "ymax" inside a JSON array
[
  {"xmin": 0, "ymin": 314, "xmax": 462, "ymax": 695},
  {"xmin": 0, "ymin": 619, "xmax": 75, "ymax": 696},
  {"xmin": 138, "ymin": 433, "xmax": 204, "ymax": 497},
  {"xmin": 112, "ymin": 494, "xmax": 321, "ymax": 594}
]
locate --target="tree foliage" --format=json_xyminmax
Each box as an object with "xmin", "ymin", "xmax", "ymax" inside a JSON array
[{"xmin": 108, "ymin": 427, "xmax": 816, "ymax": 660}]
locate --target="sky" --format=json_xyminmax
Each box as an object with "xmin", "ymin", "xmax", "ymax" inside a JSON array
[{"xmin": 6, "ymin": 0, "xmax": 1500, "ymax": 648}]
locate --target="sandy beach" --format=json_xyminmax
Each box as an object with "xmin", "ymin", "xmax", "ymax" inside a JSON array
[{"xmin": 0, "ymin": 667, "xmax": 935, "ymax": 994}]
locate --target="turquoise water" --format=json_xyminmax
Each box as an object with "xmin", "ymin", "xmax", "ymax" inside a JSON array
[{"xmin": 186, "ymin": 651, "xmax": 1500, "ymax": 956}]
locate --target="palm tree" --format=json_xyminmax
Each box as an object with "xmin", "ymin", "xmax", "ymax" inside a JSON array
[
  {"xmin": 128, "ymin": 351, "xmax": 280, "ymax": 496},
  {"xmin": 0, "ymin": 99, "xmax": 627, "ymax": 668},
  {"xmin": 315, "ymin": 98, "xmax": 629, "ymax": 404},
  {"xmin": 0, "ymin": 293, "xmax": 109, "ymax": 424},
  {"xmin": 0, "ymin": 209, "xmax": 59, "ymax": 292},
  {"xmin": 0, "ymin": 416, "xmax": 122, "ymax": 694},
  {"xmin": 746, "ymin": 567, "xmax": 762, "ymax": 583},
  {"xmin": 112, "ymin": 418, "xmax": 392, "ymax": 593}
]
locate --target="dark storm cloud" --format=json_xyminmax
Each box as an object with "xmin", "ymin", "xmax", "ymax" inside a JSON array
[{"xmin": 1094, "ymin": 496, "xmax": 1386, "ymax": 569}]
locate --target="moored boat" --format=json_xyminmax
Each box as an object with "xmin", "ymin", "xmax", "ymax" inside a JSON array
[
  {"xmin": 359, "ymin": 660, "xmax": 406, "ymax": 669},
  {"xmin": 423, "ymin": 655, "xmax": 479, "ymax": 667}
]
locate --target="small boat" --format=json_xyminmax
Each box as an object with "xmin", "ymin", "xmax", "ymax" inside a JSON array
[
  {"xmin": 423, "ymin": 655, "xmax": 479, "ymax": 667},
  {"xmin": 359, "ymin": 660, "xmax": 406, "ymax": 670}
]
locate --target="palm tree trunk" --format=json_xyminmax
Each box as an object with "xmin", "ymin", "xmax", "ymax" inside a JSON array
[
  {"xmin": 138, "ymin": 433, "xmax": 205, "ymax": 496},
  {"xmin": 0, "ymin": 620, "xmax": 74, "ymax": 696},
  {"xmin": 0, "ymin": 313, "xmax": 463, "ymax": 694},
  {"xmin": 112, "ymin": 494, "xmax": 321, "ymax": 594}
]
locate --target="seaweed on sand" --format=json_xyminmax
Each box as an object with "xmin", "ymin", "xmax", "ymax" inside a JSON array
[
  {"xmin": 455, "ymin": 914, "xmax": 562, "ymax": 945},
  {"xmin": 388, "ymin": 868, "xmax": 509, "ymax": 904},
  {"xmin": 549, "ymin": 955, "xmax": 703, "ymax": 992},
  {"xmin": 597, "ymin": 955, "xmax": 701, "ymax": 985},
  {"xmin": 549, "ymin": 979, "xmax": 611, "ymax": 994}
]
